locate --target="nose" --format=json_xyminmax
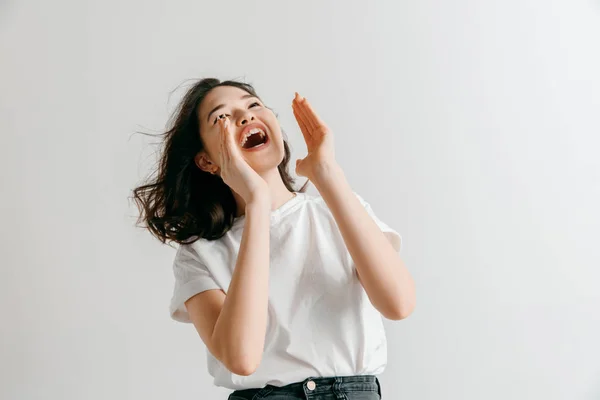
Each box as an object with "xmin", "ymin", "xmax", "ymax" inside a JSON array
[{"xmin": 237, "ymin": 111, "xmax": 255, "ymax": 127}]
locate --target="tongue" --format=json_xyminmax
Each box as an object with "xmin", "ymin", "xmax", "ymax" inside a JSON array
[{"xmin": 243, "ymin": 134, "xmax": 266, "ymax": 149}]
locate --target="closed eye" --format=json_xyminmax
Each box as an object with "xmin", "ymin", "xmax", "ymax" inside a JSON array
[{"xmin": 213, "ymin": 101, "xmax": 262, "ymax": 125}]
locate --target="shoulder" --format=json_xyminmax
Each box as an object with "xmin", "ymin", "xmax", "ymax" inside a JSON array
[
  {"xmin": 286, "ymin": 191, "xmax": 372, "ymax": 223},
  {"xmin": 175, "ymin": 236, "xmax": 226, "ymax": 255},
  {"xmin": 173, "ymin": 235, "xmax": 232, "ymax": 271}
]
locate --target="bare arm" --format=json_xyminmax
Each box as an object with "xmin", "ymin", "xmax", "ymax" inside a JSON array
[
  {"xmin": 291, "ymin": 93, "xmax": 415, "ymax": 321},
  {"xmin": 185, "ymin": 116, "xmax": 272, "ymax": 375},
  {"xmin": 313, "ymin": 163, "xmax": 416, "ymax": 320},
  {"xmin": 186, "ymin": 199, "xmax": 271, "ymax": 376}
]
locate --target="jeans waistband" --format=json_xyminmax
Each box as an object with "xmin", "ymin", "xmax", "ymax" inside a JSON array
[{"xmin": 229, "ymin": 375, "xmax": 382, "ymax": 399}]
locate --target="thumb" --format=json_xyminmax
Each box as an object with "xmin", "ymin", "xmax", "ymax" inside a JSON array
[{"xmin": 295, "ymin": 158, "xmax": 305, "ymax": 177}]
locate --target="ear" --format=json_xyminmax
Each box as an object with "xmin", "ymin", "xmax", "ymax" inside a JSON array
[{"xmin": 194, "ymin": 152, "xmax": 219, "ymax": 174}]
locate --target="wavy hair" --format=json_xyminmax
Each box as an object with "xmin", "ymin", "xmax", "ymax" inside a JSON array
[{"xmin": 132, "ymin": 78, "xmax": 306, "ymax": 245}]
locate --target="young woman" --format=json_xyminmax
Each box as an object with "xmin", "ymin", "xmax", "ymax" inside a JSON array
[{"xmin": 133, "ymin": 78, "xmax": 415, "ymax": 399}]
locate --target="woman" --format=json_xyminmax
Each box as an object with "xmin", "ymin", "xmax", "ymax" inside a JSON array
[{"xmin": 133, "ymin": 78, "xmax": 416, "ymax": 399}]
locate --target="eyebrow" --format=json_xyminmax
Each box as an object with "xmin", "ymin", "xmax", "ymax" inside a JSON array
[{"xmin": 206, "ymin": 94, "xmax": 258, "ymax": 123}]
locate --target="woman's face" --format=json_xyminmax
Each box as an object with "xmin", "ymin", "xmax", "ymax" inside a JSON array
[{"xmin": 196, "ymin": 85, "xmax": 285, "ymax": 175}]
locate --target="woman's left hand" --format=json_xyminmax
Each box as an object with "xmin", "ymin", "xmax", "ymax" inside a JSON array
[{"xmin": 292, "ymin": 92, "xmax": 337, "ymax": 181}]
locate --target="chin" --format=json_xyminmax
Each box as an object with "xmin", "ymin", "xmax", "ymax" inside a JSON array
[{"xmin": 244, "ymin": 143, "xmax": 285, "ymax": 173}]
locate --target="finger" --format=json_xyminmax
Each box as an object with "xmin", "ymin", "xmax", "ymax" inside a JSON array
[
  {"xmin": 224, "ymin": 118, "xmax": 240, "ymax": 164},
  {"xmin": 219, "ymin": 118, "xmax": 230, "ymax": 164},
  {"xmin": 293, "ymin": 94, "xmax": 315, "ymax": 131},
  {"xmin": 292, "ymin": 104, "xmax": 311, "ymax": 143},
  {"xmin": 292, "ymin": 108, "xmax": 310, "ymax": 143},
  {"xmin": 217, "ymin": 121, "xmax": 225, "ymax": 171},
  {"xmin": 301, "ymin": 98, "xmax": 327, "ymax": 130},
  {"xmin": 295, "ymin": 93, "xmax": 325, "ymax": 130},
  {"xmin": 222, "ymin": 118, "xmax": 234, "ymax": 152},
  {"xmin": 292, "ymin": 101, "xmax": 313, "ymax": 137},
  {"xmin": 294, "ymin": 92, "xmax": 321, "ymax": 131}
]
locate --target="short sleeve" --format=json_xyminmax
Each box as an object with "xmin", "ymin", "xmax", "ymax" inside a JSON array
[
  {"xmin": 169, "ymin": 244, "xmax": 222, "ymax": 323},
  {"xmin": 354, "ymin": 192, "xmax": 403, "ymax": 253}
]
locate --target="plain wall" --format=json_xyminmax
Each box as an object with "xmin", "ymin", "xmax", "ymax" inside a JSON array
[{"xmin": 1, "ymin": 0, "xmax": 599, "ymax": 399}]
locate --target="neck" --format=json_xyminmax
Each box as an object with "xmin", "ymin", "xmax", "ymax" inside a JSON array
[{"xmin": 233, "ymin": 168, "xmax": 295, "ymax": 217}]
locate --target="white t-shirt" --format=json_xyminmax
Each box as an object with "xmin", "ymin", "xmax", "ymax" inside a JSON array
[{"xmin": 169, "ymin": 191, "xmax": 402, "ymax": 390}]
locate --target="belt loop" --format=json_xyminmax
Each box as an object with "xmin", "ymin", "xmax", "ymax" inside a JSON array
[
  {"xmin": 375, "ymin": 376, "xmax": 382, "ymax": 398},
  {"xmin": 333, "ymin": 376, "xmax": 344, "ymax": 399}
]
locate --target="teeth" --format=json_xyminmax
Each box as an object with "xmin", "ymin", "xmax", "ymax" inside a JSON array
[{"xmin": 241, "ymin": 128, "xmax": 266, "ymax": 147}]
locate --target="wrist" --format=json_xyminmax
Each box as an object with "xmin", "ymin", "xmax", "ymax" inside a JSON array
[
  {"xmin": 245, "ymin": 194, "xmax": 271, "ymax": 213},
  {"xmin": 310, "ymin": 161, "xmax": 345, "ymax": 188}
]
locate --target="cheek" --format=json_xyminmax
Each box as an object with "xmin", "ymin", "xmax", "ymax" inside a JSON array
[
  {"xmin": 200, "ymin": 132, "xmax": 221, "ymax": 163},
  {"xmin": 262, "ymin": 114, "xmax": 282, "ymax": 138}
]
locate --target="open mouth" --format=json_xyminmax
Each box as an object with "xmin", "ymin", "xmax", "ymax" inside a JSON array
[{"xmin": 240, "ymin": 128, "xmax": 269, "ymax": 150}]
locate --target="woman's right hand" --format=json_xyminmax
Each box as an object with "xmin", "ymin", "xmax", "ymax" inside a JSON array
[{"xmin": 217, "ymin": 117, "xmax": 270, "ymax": 206}]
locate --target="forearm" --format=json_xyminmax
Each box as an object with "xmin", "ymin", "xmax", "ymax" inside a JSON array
[
  {"xmin": 212, "ymin": 200, "xmax": 270, "ymax": 372},
  {"xmin": 312, "ymin": 162, "xmax": 416, "ymax": 320}
]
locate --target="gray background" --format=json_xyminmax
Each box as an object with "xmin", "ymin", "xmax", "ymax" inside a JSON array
[{"xmin": 1, "ymin": 0, "xmax": 599, "ymax": 399}]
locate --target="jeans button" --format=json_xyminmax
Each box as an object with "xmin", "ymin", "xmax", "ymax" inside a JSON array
[{"xmin": 306, "ymin": 380, "xmax": 316, "ymax": 391}]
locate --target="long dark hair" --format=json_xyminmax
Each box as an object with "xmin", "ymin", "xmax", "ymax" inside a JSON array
[{"xmin": 132, "ymin": 78, "xmax": 306, "ymax": 245}]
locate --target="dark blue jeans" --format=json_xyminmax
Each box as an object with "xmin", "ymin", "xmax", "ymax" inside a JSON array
[{"xmin": 228, "ymin": 375, "xmax": 382, "ymax": 399}]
